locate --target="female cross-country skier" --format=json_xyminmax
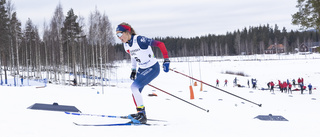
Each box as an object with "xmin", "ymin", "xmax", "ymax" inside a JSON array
[{"xmin": 116, "ymin": 22, "xmax": 170, "ymax": 124}]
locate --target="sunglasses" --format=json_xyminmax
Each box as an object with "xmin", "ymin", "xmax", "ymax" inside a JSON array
[{"xmin": 116, "ymin": 32, "xmax": 123, "ymax": 37}]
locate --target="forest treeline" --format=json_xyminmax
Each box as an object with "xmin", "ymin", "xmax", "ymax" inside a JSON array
[
  {"xmin": 115, "ymin": 24, "xmax": 319, "ymax": 59},
  {"xmin": 0, "ymin": 0, "xmax": 319, "ymax": 86}
]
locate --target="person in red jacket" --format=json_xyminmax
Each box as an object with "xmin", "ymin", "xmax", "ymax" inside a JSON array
[
  {"xmin": 283, "ymin": 81, "xmax": 287, "ymax": 93},
  {"xmin": 224, "ymin": 79, "xmax": 228, "ymax": 87},
  {"xmin": 216, "ymin": 79, "xmax": 219, "ymax": 87},
  {"xmin": 288, "ymin": 83, "xmax": 292, "ymax": 94},
  {"xmin": 270, "ymin": 81, "xmax": 275, "ymax": 93},
  {"xmin": 279, "ymin": 81, "xmax": 283, "ymax": 93}
]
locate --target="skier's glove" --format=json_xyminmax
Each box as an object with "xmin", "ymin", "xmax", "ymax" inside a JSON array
[
  {"xmin": 130, "ymin": 69, "xmax": 136, "ymax": 80},
  {"xmin": 163, "ymin": 58, "xmax": 170, "ymax": 73}
]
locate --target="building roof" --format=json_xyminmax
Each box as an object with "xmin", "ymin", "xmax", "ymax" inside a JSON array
[{"xmin": 266, "ymin": 44, "xmax": 284, "ymax": 50}]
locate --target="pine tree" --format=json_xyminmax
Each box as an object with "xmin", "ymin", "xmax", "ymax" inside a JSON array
[
  {"xmin": 0, "ymin": 0, "xmax": 10, "ymax": 84},
  {"xmin": 9, "ymin": 12, "xmax": 22, "ymax": 76},
  {"xmin": 61, "ymin": 8, "xmax": 82, "ymax": 85},
  {"xmin": 292, "ymin": 0, "xmax": 320, "ymax": 31}
]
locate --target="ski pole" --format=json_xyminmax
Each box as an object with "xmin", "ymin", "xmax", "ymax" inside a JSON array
[
  {"xmin": 148, "ymin": 84, "xmax": 209, "ymax": 112},
  {"xmin": 169, "ymin": 68, "xmax": 262, "ymax": 107},
  {"xmin": 64, "ymin": 112, "xmax": 166, "ymax": 122}
]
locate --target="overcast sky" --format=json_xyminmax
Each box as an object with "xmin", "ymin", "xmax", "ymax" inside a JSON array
[{"xmin": 13, "ymin": 0, "xmax": 300, "ymax": 41}]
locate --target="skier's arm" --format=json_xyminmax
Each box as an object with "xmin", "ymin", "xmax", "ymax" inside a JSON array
[
  {"xmin": 151, "ymin": 40, "xmax": 169, "ymax": 59},
  {"xmin": 131, "ymin": 57, "xmax": 137, "ymax": 70},
  {"xmin": 124, "ymin": 46, "xmax": 137, "ymax": 71},
  {"xmin": 137, "ymin": 36, "xmax": 169, "ymax": 59},
  {"xmin": 151, "ymin": 40, "xmax": 170, "ymax": 72},
  {"xmin": 127, "ymin": 50, "xmax": 137, "ymax": 79}
]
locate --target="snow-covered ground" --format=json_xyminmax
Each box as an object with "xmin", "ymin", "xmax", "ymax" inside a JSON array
[{"xmin": 1, "ymin": 53, "xmax": 320, "ymax": 137}]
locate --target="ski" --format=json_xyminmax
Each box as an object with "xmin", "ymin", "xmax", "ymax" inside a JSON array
[
  {"xmin": 65, "ymin": 112, "xmax": 127, "ymax": 119},
  {"xmin": 73, "ymin": 122, "xmax": 163, "ymax": 126},
  {"xmin": 65, "ymin": 112, "xmax": 167, "ymax": 122}
]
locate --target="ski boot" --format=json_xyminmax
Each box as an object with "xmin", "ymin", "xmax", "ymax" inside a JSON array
[{"xmin": 128, "ymin": 106, "xmax": 147, "ymax": 124}]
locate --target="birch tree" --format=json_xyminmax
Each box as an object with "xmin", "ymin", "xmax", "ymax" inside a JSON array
[{"xmin": 50, "ymin": 3, "xmax": 65, "ymax": 84}]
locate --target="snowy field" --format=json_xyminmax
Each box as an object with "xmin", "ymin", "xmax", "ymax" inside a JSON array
[{"xmin": 1, "ymin": 53, "xmax": 320, "ymax": 137}]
